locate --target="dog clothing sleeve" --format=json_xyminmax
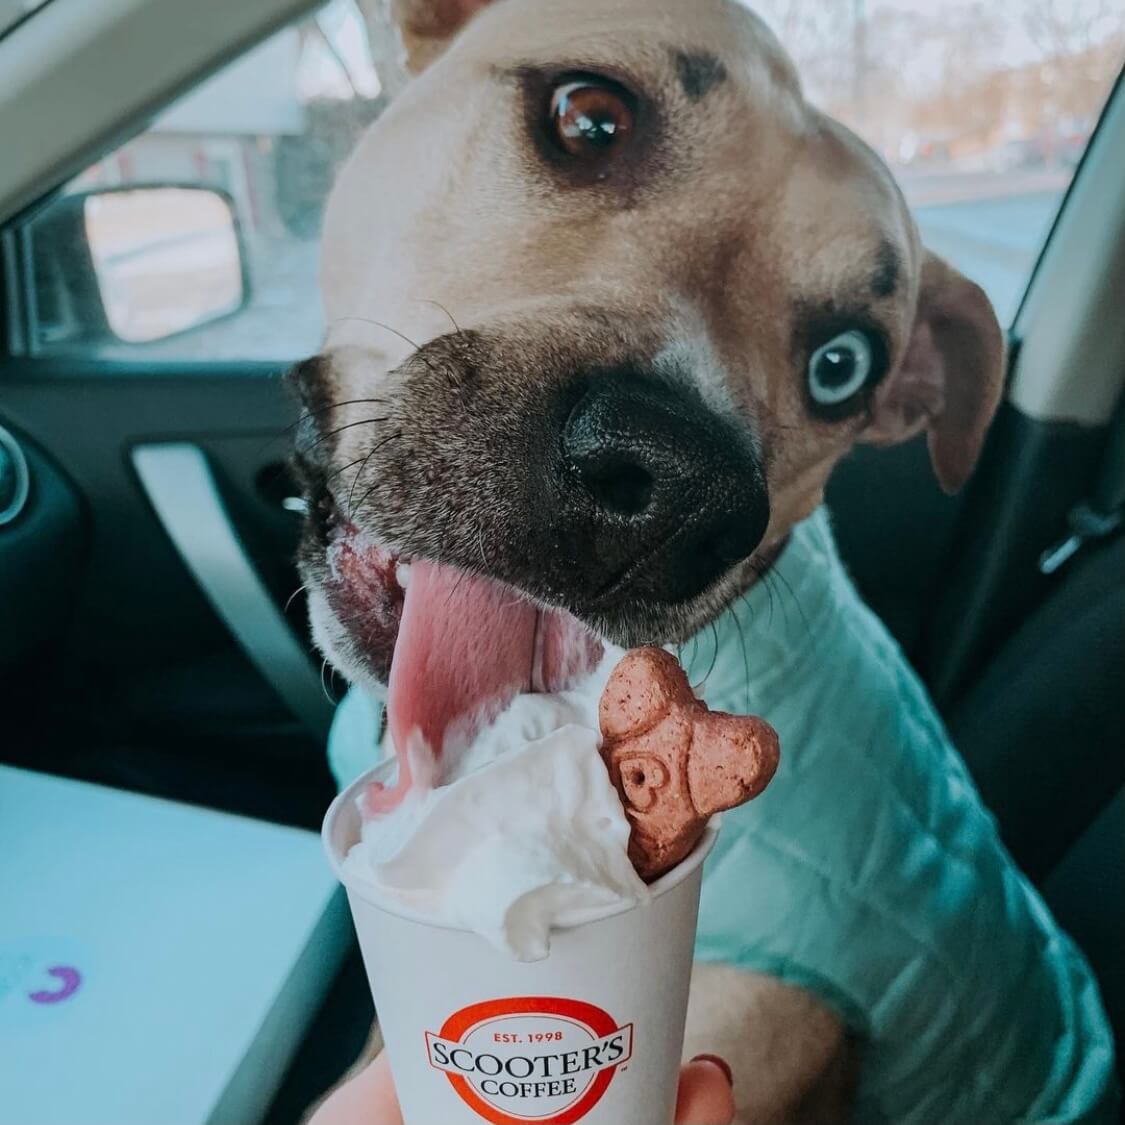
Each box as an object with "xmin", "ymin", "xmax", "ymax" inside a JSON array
[{"xmin": 682, "ymin": 508, "xmax": 1118, "ymax": 1125}]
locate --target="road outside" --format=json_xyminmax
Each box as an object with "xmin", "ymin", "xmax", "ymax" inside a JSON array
[{"xmin": 904, "ymin": 168, "xmax": 1068, "ymax": 326}]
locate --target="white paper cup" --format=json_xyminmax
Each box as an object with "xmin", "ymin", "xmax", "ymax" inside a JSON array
[{"xmin": 324, "ymin": 760, "xmax": 717, "ymax": 1125}]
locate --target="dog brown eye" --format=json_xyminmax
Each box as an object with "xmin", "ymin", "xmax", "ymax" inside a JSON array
[{"xmin": 549, "ymin": 79, "xmax": 635, "ymax": 158}]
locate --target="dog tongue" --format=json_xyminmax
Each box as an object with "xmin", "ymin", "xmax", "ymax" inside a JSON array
[{"xmin": 372, "ymin": 559, "xmax": 602, "ymax": 813}]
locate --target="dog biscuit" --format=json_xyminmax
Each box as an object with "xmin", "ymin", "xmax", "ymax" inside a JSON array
[{"xmin": 599, "ymin": 647, "xmax": 780, "ymax": 881}]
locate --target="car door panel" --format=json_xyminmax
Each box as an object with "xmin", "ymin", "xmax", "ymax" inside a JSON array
[
  {"xmin": 0, "ymin": 361, "xmax": 338, "ymax": 824},
  {"xmin": 825, "ymin": 434, "xmax": 967, "ymax": 659},
  {"xmin": 131, "ymin": 440, "xmax": 334, "ymax": 738},
  {"xmin": 0, "ymin": 422, "xmax": 85, "ymax": 665}
]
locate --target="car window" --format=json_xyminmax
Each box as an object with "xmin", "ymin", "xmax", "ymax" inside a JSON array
[
  {"xmin": 5, "ymin": 0, "xmax": 1124, "ymax": 363},
  {"xmin": 7, "ymin": 0, "xmax": 388, "ymax": 363},
  {"xmin": 755, "ymin": 0, "xmax": 1124, "ymax": 324}
]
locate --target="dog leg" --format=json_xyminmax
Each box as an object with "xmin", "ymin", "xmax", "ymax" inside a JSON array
[{"xmin": 683, "ymin": 963, "xmax": 857, "ymax": 1125}]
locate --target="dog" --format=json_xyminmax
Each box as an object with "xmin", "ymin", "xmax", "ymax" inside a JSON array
[{"xmin": 291, "ymin": 1, "xmax": 1117, "ymax": 1120}]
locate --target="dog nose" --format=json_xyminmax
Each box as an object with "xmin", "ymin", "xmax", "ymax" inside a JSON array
[{"xmin": 560, "ymin": 372, "xmax": 769, "ymax": 604}]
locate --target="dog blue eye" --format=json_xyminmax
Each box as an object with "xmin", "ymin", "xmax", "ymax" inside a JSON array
[{"xmin": 807, "ymin": 330, "xmax": 874, "ymax": 406}]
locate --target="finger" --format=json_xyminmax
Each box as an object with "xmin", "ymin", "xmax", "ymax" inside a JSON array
[
  {"xmin": 674, "ymin": 1056, "xmax": 736, "ymax": 1124},
  {"xmin": 310, "ymin": 1051, "xmax": 733, "ymax": 1125},
  {"xmin": 308, "ymin": 1051, "xmax": 403, "ymax": 1125}
]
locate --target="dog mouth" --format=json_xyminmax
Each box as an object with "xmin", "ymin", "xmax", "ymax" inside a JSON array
[
  {"xmin": 322, "ymin": 516, "xmax": 604, "ymax": 806},
  {"xmin": 295, "ymin": 328, "xmax": 772, "ymax": 800}
]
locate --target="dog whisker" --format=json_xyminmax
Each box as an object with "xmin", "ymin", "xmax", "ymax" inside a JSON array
[
  {"xmin": 732, "ymin": 595, "xmax": 752, "ymax": 713},
  {"xmin": 332, "ymin": 315, "xmax": 424, "ymax": 353},
  {"xmin": 764, "ymin": 572, "xmax": 792, "ymax": 636},
  {"xmin": 417, "ymin": 298, "xmax": 463, "ymax": 337},
  {"xmin": 320, "ymin": 657, "xmax": 338, "ymax": 706},
  {"xmin": 253, "ymin": 397, "xmax": 391, "ymax": 464},
  {"xmin": 707, "ymin": 620, "xmax": 721, "ymax": 685},
  {"xmin": 290, "ymin": 397, "xmax": 390, "ymax": 431},
  {"xmin": 254, "ymin": 403, "xmax": 391, "ymax": 496},
  {"xmin": 348, "ymin": 431, "xmax": 404, "ymax": 520},
  {"xmin": 751, "ymin": 560, "xmax": 775, "ymax": 629},
  {"xmin": 296, "ymin": 417, "xmax": 391, "ymax": 457},
  {"xmin": 345, "ymin": 444, "xmax": 379, "ymax": 518},
  {"xmin": 417, "ymin": 300, "xmax": 475, "ymax": 382},
  {"xmin": 758, "ymin": 569, "xmax": 782, "ymax": 631},
  {"xmin": 767, "ymin": 564, "xmax": 811, "ymax": 641},
  {"xmin": 346, "ymin": 430, "xmax": 403, "ymax": 515},
  {"xmin": 690, "ymin": 633, "xmax": 707, "ymax": 691},
  {"xmin": 692, "ymin": 619, "xmax": 722, "ymax": 694},
  {"xmin": 284, "ymin": 584, "xmax": 309, "ymax": 615},
  {"xmin": 324, "ymin": 455, "xmax": 373, "ymax": 487},
  {"xmin": 330, "ymin": 315, "xmax": 451, "ymax": 385}
]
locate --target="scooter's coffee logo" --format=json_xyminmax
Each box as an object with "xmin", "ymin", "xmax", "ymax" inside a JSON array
[{"xmin": 426, "ymin": 996, "xmax": 633, "ymax": 1124}]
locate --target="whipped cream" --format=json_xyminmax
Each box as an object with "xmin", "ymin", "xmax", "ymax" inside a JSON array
[{"xmin": 341, "ymin": 653, "xmax": 651, "ymax": 961}]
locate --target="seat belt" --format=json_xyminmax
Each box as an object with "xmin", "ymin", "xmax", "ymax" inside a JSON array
[{"xmin": 1039, "ymin": 401, "xmax": 1125, "ymax": 575}]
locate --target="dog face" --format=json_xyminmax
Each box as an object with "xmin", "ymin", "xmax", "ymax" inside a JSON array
[{"xmin": 292, "ymin": 0, "xmax": 1004, "ymax": 759}]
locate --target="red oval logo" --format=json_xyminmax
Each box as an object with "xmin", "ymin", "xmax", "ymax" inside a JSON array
[{"xmin": 426, "ymin": 996, "xmax": 633, "ymax": 1123}]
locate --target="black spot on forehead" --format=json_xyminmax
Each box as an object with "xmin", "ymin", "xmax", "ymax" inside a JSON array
[
  {"xmin": 871, "ymin": 239, "xmax": 900, "ymax": 299},
  {"xmin": 671, "ymin": 49, "xmax": 728, "ymax": 101}
]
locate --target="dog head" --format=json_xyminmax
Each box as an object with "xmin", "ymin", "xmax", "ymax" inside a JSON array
[{"xmin": 292, "ymin": 0, "xmax": 1005, "ymax": 761}]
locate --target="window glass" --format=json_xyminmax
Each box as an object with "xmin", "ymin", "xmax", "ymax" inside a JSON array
[
  {"xmin": 15, "ymin": 0, "xmax": 388, "ymax": 362},
  {"xmin": 9, "ymin": 0, "xmax": 1125, "ymax": 362},
  {"xmin": 755, "ymin": 0, "xmax": 1124, "ymax": 322}
]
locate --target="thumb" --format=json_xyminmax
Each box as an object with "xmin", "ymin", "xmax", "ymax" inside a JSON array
[
  {"xmin": 307, "ymin": 1052, "xmax": 403, "ymax": 1125},
  {"xmin": 675, "ymin": 1056, "xmax": 736, "ymax": 1124}
]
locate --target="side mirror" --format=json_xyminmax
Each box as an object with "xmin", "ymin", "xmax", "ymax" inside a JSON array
[{"xmin": 25, "ymin": 185, "xmax": 250, "ymax": 349}]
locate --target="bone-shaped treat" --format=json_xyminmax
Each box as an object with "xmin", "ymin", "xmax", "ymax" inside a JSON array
[{"xmin": 599, "ymin": 647, "xmax": 780, "ymax": 881}]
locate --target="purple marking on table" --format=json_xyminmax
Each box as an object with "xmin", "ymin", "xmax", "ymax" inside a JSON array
[{"xmin": 28, "ymin": 966, "xmax": 82, "ymax": 1004}]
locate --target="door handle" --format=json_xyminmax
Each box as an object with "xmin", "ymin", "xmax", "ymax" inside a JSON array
[{"xmin": 132, "ymin": 443, "xmax": 334, "ymax": 739}]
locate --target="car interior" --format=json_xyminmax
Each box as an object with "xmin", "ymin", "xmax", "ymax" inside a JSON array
[{"xmin": 1, "ymin": 1, "xmax": 1122, "ymax": 1121}]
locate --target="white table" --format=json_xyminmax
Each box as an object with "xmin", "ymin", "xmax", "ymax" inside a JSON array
[{"xmin": 0, "ymin": 765, "xmax": 348, "ymax": 1124}]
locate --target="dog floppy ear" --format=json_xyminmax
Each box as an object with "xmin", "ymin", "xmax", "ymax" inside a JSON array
[
  {"xmin": 391, "ymin": 0, "xmax": 494, "ymax": 73},
  {"xmin": 864, "ymin": 252, "xmax": 1006, "ymax": 493}
]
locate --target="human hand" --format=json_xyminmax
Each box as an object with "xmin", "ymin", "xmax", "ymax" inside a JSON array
[{"xmin": 309, "ymin": 1050, "xmax": 736, "ymax": 1124}]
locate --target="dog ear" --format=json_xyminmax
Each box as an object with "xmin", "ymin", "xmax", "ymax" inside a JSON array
[
  {"xmin": 391, "ymin": 0, "xmax": 494, "ymax": 73},
  {"xmin": 864, "ymin": 252, "xmax": 1006, "ymax": 493}
]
